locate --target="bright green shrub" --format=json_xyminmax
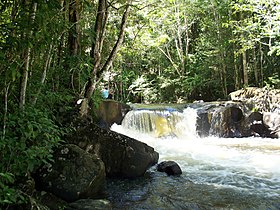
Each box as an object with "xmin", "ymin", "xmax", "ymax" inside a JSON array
[{"xmin": 0, "ymin": 106, "xmax": 63, "ymax": 206}]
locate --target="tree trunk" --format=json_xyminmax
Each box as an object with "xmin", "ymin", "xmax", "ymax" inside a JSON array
[
  {"xmin": 260, "ymin": 43, "xmax": 264, "ymax": 87},
  {"xmin": 252, "ymin": 47, "xmax": 258, "ymax": 86},
  {"xmin": 32, "ymin": 44, "xmax": 53, "ymax": 105},
  {"xmin": 233, "ymin": 45, "xmax": 240, "ymax": 90},
  {"xmin": 174, "ymin": 2, "xmax": 184, "ymax": 76},
  {"xmin": 242, "ymin": 50, "xmax": 248, "ymax": 86},
  {"xmin": 100, "ymin": 0, "xmax": 131, "ymax": 74},
  {"xmin": 84, "ymin": 0, "xmax": 107, "ymax": 101},
  {"xmin": 68, "ymin": 0, "xmax": 80, "ymax": 56},
  {"xmin": 2, "ymin": 82, "xmax": 10, "ymax": 141},
  {"xmin": 19, "ymin": 2, "xmax": 37, "ymax": 109},
  {"xmin": 221, "ymin": 53, "xmax": 227, "ymax": 97},
  {"xmin": 234, "ymin": 62, "xmax": 240, "ymax": 90},
  {"xmin": 54, "ymin": 0, "xmax": 67, "ymax": 92},
  {"xmin": 80, "ymin": 0, "xmax": 131, "ymax": 117},
  {"xmin": 68, "ymin": 0, "xmax": 81, "ymax": 92},
  {"xmin": 184, "ymin": 15, "xmax": 190, "ymax": 76},
  {"xmin": 158, "ymin": 46, "xmax": 180, "ymax": 75}
]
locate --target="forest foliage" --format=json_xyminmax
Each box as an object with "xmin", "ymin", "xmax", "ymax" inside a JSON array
[{"xmin": 0, "ymin": 0, "xmax": 280, "ymax": 206}]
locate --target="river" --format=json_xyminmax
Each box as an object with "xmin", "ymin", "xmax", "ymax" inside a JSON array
[{"xmin": 108, "ymin": 107, "xmax": 280, "ymax": 209}]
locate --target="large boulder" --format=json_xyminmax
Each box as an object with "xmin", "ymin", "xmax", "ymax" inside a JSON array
[
  {"xmin": 229, "ymin": 87, "xmax": 280, "ymax": 113},
  {"xmin": 195, "ymin": 102, "xmax": 244, "ymax": 138},
  {"xmin": 67, "ymin": 124, "xmax": 159, "ymax": 178},
  {"xmin": 209, "ymin": 105, "xmax": 244, "ymax": 137},
  {"xmin": 263, "ymin": 112, "xmax": 280, "ymax": 137},
  {"xmin": 194, "ymin": 100, "xmax": 280, "ymax": 138},
  {"xmin": 241, "ymin": 112, "xmax": 275, "ymax": 137},
  {"xmin": 229, "ymin": 87, "xmax": 280, "ymax": 137},
  {"xmin": 96, "ymin": 100, "xmax": 131, "ymax": 129},
  {"xmin": 34, "ymin": 144, "xmax": 106, "ymax": 202}
]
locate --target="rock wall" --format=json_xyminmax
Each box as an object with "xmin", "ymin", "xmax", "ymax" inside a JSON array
[
  {"xmin": 229, "ymin": 87, "xmax": 280, "ymax": 113},
  {"xmin": 195, "ymin": 101, "xmax": 277, "ymax": 138},
  {"xmin": 229, "ymin": 87, "xmax": 280, "ymax": 137}
]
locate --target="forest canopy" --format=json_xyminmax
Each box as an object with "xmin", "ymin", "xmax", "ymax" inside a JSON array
[
  {"xmin": 0, "ymin": 0, "xmax": 280, "ymax": 206},
  {"xmin": 1, "ymin": 0, "xmax": 280, "ymax": 106}
]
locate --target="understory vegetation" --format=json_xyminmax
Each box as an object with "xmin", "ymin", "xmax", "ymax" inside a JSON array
[{"xmin": 0, "ymin": 0, "xmax": 280, "ymax": 207}]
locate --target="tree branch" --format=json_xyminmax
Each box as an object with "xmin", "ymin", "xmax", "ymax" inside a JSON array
[{"xmin": 99, "ymin": 0, "xmax": 132, "ymax": 76}]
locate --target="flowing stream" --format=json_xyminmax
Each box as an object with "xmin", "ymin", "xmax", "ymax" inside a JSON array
[{"xmin": 108, "ymin": 106, "xmax": 280, "ymax": 210}]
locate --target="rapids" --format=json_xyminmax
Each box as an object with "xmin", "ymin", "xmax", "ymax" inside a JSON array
[{"xmin": 108, "ymin": 107, "xmax": 280, "ymax": 209}]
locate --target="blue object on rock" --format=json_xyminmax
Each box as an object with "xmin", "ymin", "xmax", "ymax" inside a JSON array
[{"xmin": 102, "ymin": 89, "xmax": 109, "ymax": 99}]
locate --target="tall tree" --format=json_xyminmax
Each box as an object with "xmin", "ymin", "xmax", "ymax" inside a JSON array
[
  {"xmin": 68, "ymin": 0, "xmax": 81, "ymax": 56},
  {"xmin": 80, "ymin": 0, "xmax": 132, "ymax": 116},
  {"xmin": 19, "ymin": 2, "xmax": 37, "ymax": 109},
  {"xmin": 230, "ymin": 0, "xmax": 280, "ymax": 87}
]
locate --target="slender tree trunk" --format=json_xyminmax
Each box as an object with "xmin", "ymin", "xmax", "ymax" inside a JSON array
[
  {"xmin": 242, "ymin": 50, "xmax": 248, "ymax": 86},
  {"xmin": 68, "ymin": 0, "xmax": 79, "ymax": 55},
  {"xmin": 218, "ymin": 52, "xmax": 227, "ymax": 97},
  {"xmin": 84, "ymin": 0, "xmax": 107, "ymax": 102},
  {"xmin": 233, "ymin": 45, "xmax": 240, "ymax": 90},
  {"xmin": 32, "ymin": 44, "xmax": 53, "ymax": 105},
  {"xmin": 239, "ymin": 54, "xmax": 244, "ymax": 85},
  {"xmin": 184, "ymin": 16, "xmax": 190, "ymax": 76},
  {"xmin": 221, "ymin": 53, "xmax": 227, "ymax": 97},
  {"xmin": 252, "ymin": 47, "xmax": 258, "ymax": 86},
  {"xmin": 54, "ymin": 34, "xmax": 66, "ymax": 92},
  {"xmin": 158, "ymin": 46, "xmax": 180, "ymax": 76},
  {"xmin": 80, "ymin": 0, "xmax": 131, "ymax": 117},
  {"xmin": 239, "ymin": 11, "xmax": 248, "ymax": 87},
  {"xmin": 234, "ymin": 62, "xmax": 239, "ymax": 90},
  {"xmin": 260, "ymin": 43, "xmax": 264, "ymax": 87},
  {"xmin": 100, "ymin": 0, "xmax": 131, "ymax": 74},
  {"xmin": 19, "ymin": 2, "xmax": 37, "ymax": 109},
  {"xmin": 19, "ymin": 43, "xmax": 30, "ymax": 109},
  {"xmin": 2, "ymin": 82, "xmax": 10, "ymax": 141},
  {"xmin": 68, "ymin": 0, "xmax": 82, "ymax": 92},
  {"xmin": 174, "ymin": 3, "xmax": 184, "ymax": 76},
  {"xmin": 54, "ymin": 0, "xmax": 67, "ymax": 92}
]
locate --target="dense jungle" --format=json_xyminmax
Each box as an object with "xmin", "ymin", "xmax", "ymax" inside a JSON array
[{"xmin": 1, "ymin": 0, "xmax": 280, "ymax": 208}]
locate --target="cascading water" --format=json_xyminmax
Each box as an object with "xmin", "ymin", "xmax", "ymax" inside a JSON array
[
  {"xmin": 121, "ymin": 108, "xmax": 197, "ymax": 138},
  {"xmin": 109, "ymin": 106, "xmax": 280, "ymax": 210}
]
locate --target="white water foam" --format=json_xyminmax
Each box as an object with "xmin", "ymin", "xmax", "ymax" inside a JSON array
[{"xmin": 111, "ymin": 107, "xmax": 280, "ymax": 197}]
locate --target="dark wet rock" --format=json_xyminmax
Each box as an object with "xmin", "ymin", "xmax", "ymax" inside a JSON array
[
  {"xmin": 157, "ymin": 161, "xmax": 182, "ymax": 176},
  {"xmin": 195, "ymin": 102, "xmax": 223, "ymax": 137},
  {"xmin": 263, "ymin": 112, "xmax": 280, "ymax": 137},
  {"xmin": 66, "ymin": 199, "xmax": 112, "ymax": 210},
  {"xmin": 241, "ymin": 111, "xmax": 273, "ymax": 137},
  {"xmin": 250, "ymin": 124, "xmax": 274, "ymax": 137},
  {"xmin": 195, "ymin": 102, "xmax": 245, "ymax": 138},
  {"xmin": 195, "ymin": 99, "xmax": 280, "ymax": 138},
  {"xmin": 209, "ymin": 105, "xmax": 244, "ymax": 137},
  {"xmin": 242, "ymin": 112, "xmax": 263, "ymax": 136},
  {"xmin": 196, "ymin": 111, "xmax": 211, "ymax": 138},
  {"xmin": 35, "ymin": 191, "xmax": 68, "ymax": 210},
  {"xmin": 194, "ymin": 101, "xmax": 243, "ymax": 137},
  {"xmin": 228, "ymin": 87, "xmax": 280, "ymax": 137},
  {"xmin": 96, "ymin": 100, "xmax": 131, "ymax": 129},
  {"xmin": 34, "ymin": 144, "xmax": 106, "ymax": 202},
  {"xmin": 67, "ymin": 124, "xmax": 159, "ymax": 178}
]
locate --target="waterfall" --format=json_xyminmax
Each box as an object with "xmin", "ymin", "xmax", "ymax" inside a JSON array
[{"xmin": 121, "ymin": 107, "xmax": 198, "ymax": 138}]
